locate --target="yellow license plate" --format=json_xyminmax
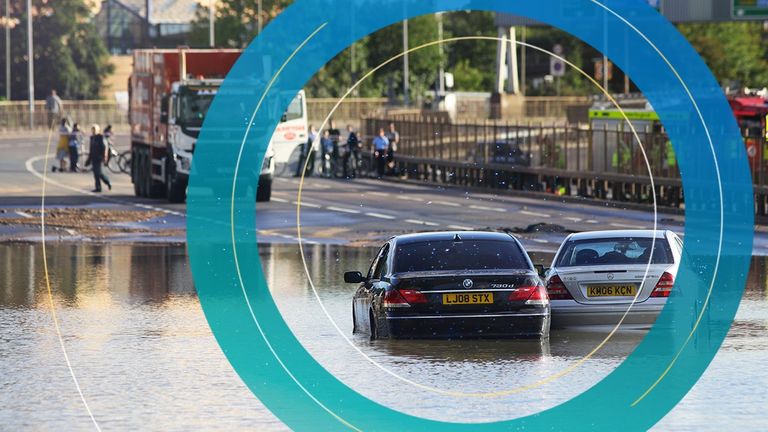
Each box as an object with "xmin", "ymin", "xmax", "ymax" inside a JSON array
[
  {"xmin": 586, "ymin": 285, "xmax": 637, "ymax": 297},
  {"xmin": 442, "ymin": 292, "xmax": 494, "ymax": 305}
]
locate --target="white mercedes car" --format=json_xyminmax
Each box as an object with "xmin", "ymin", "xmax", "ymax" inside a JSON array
[{"xmin": 545, "ymin": 230, "xmax": 682, "ymax": 328}]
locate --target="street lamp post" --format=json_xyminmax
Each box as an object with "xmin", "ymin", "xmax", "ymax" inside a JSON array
[
  {"xmin": 26, "ymin": 0, "xmax": 33, "ymax": 128},
  {"xmin": 208, "ymin": 0, "xmax": 215, "ymax": 47},
  {"xmin": 258, "ymin": 0, "xmax": 262, "ymax": 34},
  {"xmin": 403, "ymin": 19, "xmax": 409, "ymax": 106},
  {"xmin": 5, "ymin": 0, "xmax": 10, "ymax": 101}
]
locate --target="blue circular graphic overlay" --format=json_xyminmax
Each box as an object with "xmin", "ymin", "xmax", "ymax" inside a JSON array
[{"xmin": 187, "ymin": 0, "xmax": 754, "ymax": 430}]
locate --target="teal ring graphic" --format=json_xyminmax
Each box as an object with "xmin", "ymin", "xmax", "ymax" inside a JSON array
[{"xmin": 187, "ymin": 0, "xmax": 754, "ymax": 430}]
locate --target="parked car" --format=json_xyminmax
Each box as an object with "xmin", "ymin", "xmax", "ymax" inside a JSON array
[
  {"xmin": 545, "ymin": 230, "xmax": 682, "ymax": 328},
  {"xmin": 467, "ymin": 141, "xmax": 532, "ymax": 167},
  {"xmin": 346, "ymin": 231, "xmax": 550, "ymax": 340}
]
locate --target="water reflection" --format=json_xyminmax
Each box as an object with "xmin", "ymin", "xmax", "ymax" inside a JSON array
[{"xmin": 1, "ymin": 243, "xmax": 767, "ymax": 429}]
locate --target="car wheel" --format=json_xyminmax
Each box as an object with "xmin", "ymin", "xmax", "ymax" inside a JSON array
[{"xmin": 369, "ymin": 309, "xmax": 377, "ymax": 340}]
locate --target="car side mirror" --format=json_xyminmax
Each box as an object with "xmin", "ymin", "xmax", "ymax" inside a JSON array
[
  {"xmin": 280, "ymin": 113, "xmax": 288, "ymax": 123},
  {"xmin": 534, "ymin": 264, "xmax": 548, "ymax": 278},
  {"xmin": 344, "ymin": 271, "xmax": 365, "ymax": 284}
]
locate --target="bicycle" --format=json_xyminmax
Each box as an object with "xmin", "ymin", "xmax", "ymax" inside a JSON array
[{"xmin": 117, "ymin": 150, "xmax": 131, "ymax": 174}]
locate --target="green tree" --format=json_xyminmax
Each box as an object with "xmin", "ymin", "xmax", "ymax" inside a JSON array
[
  {"xmin": 304, "ymin": 39, "xmax": 381, "ymax": 98},
  {"xmin": 452, "ymin": 59, "xmax": 485, "ymax": 91},
  {"xmin": 443, "ymin": 11, "xmax": 496, "ymax": 91},
  {"xmin": 0, "ymin": 0, "xmax": 113, "ymax": 100},
  {"xmin": 367, "ymin": 14, "xmax": 441, "ymax": 104},
  {"xmin": 677, "ymin": 22, "xmax": 768, "ymax": 87},
  {"xmin": 189, "ymin": 0, "xmax": 292, "ymax": 48}
]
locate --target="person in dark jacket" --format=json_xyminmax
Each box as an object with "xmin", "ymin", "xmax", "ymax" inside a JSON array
[
  {"xmin": 68, "ymin": 123, "xmax": 82, "ymax": 172},
  {"xmin": 86, "ymin": 124, "xmax": 112, "ymax": 192},
  {"xmin": 342, "ymin": 124, "xmax": 360, "ymax": 179}
]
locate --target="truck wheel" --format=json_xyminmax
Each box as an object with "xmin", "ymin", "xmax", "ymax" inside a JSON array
[
  {"xmin": 256, "ymin": 178, "xmax": 272, "ymax": 202},
  {"xmin": 134, "ymin": 149, "xmax": 147, "ymax": 197},
  {"xmin": 132, "ymin": 149, "xmax": 142, "ymax": 197},
  {"xmin": 166, "ymin": 161, "xmax": 187, "ymax": 203}
]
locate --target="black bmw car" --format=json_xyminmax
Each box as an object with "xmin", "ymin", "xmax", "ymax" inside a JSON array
[{"xmin": 347, "ymin": 231, "xmax": 550, "ymax": 340}]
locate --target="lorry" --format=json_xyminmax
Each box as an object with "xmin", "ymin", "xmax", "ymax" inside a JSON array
[{"xmin": 129, "ymin": 48, "xmax": 308, "ymax": 203}]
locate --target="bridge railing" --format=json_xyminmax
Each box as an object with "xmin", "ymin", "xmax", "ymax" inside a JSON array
[{"xmin": 363, "ymin": 116, "xmax": 768, "ymax": 219}]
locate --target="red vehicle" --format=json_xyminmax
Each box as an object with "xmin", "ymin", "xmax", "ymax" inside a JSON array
[
  {"xmin": 728, "ymin": 94, "xmax": 768, "ymax": 173},
  {"xmin": 129, "ymin": 49, "xmax": 277, "ymax": 202}
]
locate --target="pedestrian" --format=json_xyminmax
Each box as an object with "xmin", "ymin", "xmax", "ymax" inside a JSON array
[
  {"xmin": 327, "ymin": 120, "xmax": 341, "ymax": 170},
  {"xmin": 85, "ymin": 124, "xmax": 112, "ymax": 193},
  {"xmin": 385, "ymin": 122, "xmax": 400, "ymax": 176},
  {"xmin": 342, "ymin": 124, "xmax": 360, "ymax": 179},
  {"xmin": 296, "ymin": 125, "xmax": 317, "ymax": 177},
  {"xmin": 52, "ymin": 118, "xmax": 70, "ymax": 172},
  {"xmin": 68, "ymin": 123, "xmax": 82, "ymax": 172},
  {"xmin": 373, "ymin": 127, "xmax": 389, "ymax": 179},
  {"xmin": 320, "ymin": 130, "xmax": 334, "ymax": 177},
  {"xmin": 45, "ymin": 90, "xmax": 63, "ymax": 127}
]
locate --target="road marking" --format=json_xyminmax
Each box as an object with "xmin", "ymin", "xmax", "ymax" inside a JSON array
[
  {"xmin": 399, "ymin": 196, "xmax": 424, "ymax": 202},
  {"xmin": 309, "ymin": 182, "xmax": 331, "ymax": 189},
  {"xmin": 368, "ymin": 191, "xmax": 389, "ymax": 197},
  {"xmin": 327, "ymin": 206, "xmax": 361, "ymax": 214},
  {"xmin": 405, "ymin": 219, "xmax": 440, "ymax": 227},
  {"xmin": 469, "ymin": 205, "xmax": 507, "ymax": 213},
  {"xmin": 365, "ymin": 212, "xmax": 396, "ymax": 220},
  {"xmin": 564, "ymin": 217, "xmax": 582, "ymax": 223},
  {"xmin": 610, "ymin": 222, "xmax": 646, "ymax": 229},
  {"xmin": 434, "ymin": 200, "xmax": 461, "ymax": 207},
  {"xmin": 15, "ymin": 211, "xmax": 33, "ymax": 218},
  {"xmin": 520, "ymin": 210, "xmax": 551, "ymax": 218},
  {"xmin": 293, "ymin": 201, "xmax": 322, "ymax": 208},
  {"xmin": 448, "ymin": 225, "xmax": 474, "ymax": 230},
  {"xmin": 532, "ymin": 238, "xmax": 549, "ymax": 244},
  {"xmin": 271, "ymin": 197, "xmax": 289, "ymax": 203},
  {"xmin": 586, "ymin": 220, "xmax": 600, "ymax": 224}
]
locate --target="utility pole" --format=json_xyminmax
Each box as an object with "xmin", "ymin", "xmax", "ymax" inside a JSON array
[
  {"xmin": 403, "ymin": 19, "xmax": 409, "ymax": 106},
  {"xmin": 5, "ymin": 0, "xmax": 11, "ymax": 100},
  {"xmin": 258, "ymin": 0, "xmax": 262, "ymax": 34},
  {"xmin": 208, "ymin": 0, "xmax": 215, "ymax": 47},
  {"xmin": 436, "ymin": 12, "xmax": 444, "ymax": 96},
  {"xmin": 26, "ymin": 0, "xmax": 33, "ymax": 128}
]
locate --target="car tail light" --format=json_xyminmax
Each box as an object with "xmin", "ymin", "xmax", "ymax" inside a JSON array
[
  {"xmin": 546, "ymin": 275, "xmax": 573, "ymax": 300},
  {"xmin": 383, "ymin": 289, "xmax": 427, "ymax": 308},
  {"xmin": 508, "ymin": 285, "xmax": 549, "ymax": 305},
  {"xmin": 651, "ymin": 272, "xmax": 675, "ymax": 298}
]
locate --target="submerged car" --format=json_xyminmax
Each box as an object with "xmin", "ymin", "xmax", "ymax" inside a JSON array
[
  {"xmin": 545, "ymin": 230, "xmax": 682, "ymax": 328},
  {"xmin": 347, "ymin": 231, "xmax": 550, "ymax": 340}
]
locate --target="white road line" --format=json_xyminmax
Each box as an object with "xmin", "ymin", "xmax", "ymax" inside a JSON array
[
  {"xmin": 293, "ymin": 201, "xmax": 322, "ymax": 208},
  {"xmin": 368, "ymin": 191, "xmax": 389, "ymax": 197},
  {"xmin": 448, "ymin": 225, "xmax": 474, "ymax": 230},
  {"xmin": 309, "ymin": 183, "xmax": 331, "ymax": 189},
  {"xmin": 532, "ymin": 239, "xmax": 549, "ymax": 244},
  {"xmin": 398, "ymin": 196, "xmax": 424, "ymax": 202},
  {"xmin": 564, "ymin": 217, "xmax": 582, "ymax": 223},
  {"xmin": 327, "ymin": 206, "xmax": 361, "ymax": 214},
  {"xmin": 520, "ymin": 210, "xmax": 551, "ymax": 218},
  {"xmin": 15, "ymin": 211, "xmax": 33, "ymax": 219},
  {"xmin": 469, "ymin": 205, "xmax": 507, "ymax": 213},
  {"xmin": 405, "ymin": 219, "xmax": 440, "ymax": 227},
  {"xmin": 610, "ymin": 222, "xmax": 646, "ymax": 229},
  {"xmin": 366, "ymin": 212, "xmax": 396, "ymax": 220},
  {"xmin": 271, "ymin": 197, "xmax": 289, "ymax": 203},
  {"xmin": 586, "ymin": 220, "xmax": 600, "ymax": 224},
  {"xmin": 434, "ymin": 201, "xmax": 461, "ymax": 207}
]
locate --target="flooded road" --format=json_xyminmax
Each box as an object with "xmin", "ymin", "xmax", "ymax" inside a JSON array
[{"xmin": 1, "ymin": 243, "xmax": 766, "ymax": 430}]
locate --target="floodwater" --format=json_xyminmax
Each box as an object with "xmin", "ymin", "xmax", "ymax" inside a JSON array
[{"xmin": 0, "ymin": 243, "xmax": 766, "ymax": 431}]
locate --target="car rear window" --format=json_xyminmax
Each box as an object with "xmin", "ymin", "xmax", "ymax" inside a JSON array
[
  {"xmin": 555, "ymin": 237, "xmax": 673, "ymax": 267},
  {"xmin": 394, "ymin": 240, "xmax": 530, "ymax": 273}
]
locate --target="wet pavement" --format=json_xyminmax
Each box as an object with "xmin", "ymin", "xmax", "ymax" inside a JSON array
[{"xmin": 1, "ymin": 243, "xmax": 766, "ymax": 430}]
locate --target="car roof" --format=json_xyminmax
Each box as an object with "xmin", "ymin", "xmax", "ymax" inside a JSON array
[
  {"xmin": 392, "ymin": 231, "xmax": 515, "ymax": 245},
  {"xmin": 566, "ymin": 229, "xmax": 670, "ymax": 241}
]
